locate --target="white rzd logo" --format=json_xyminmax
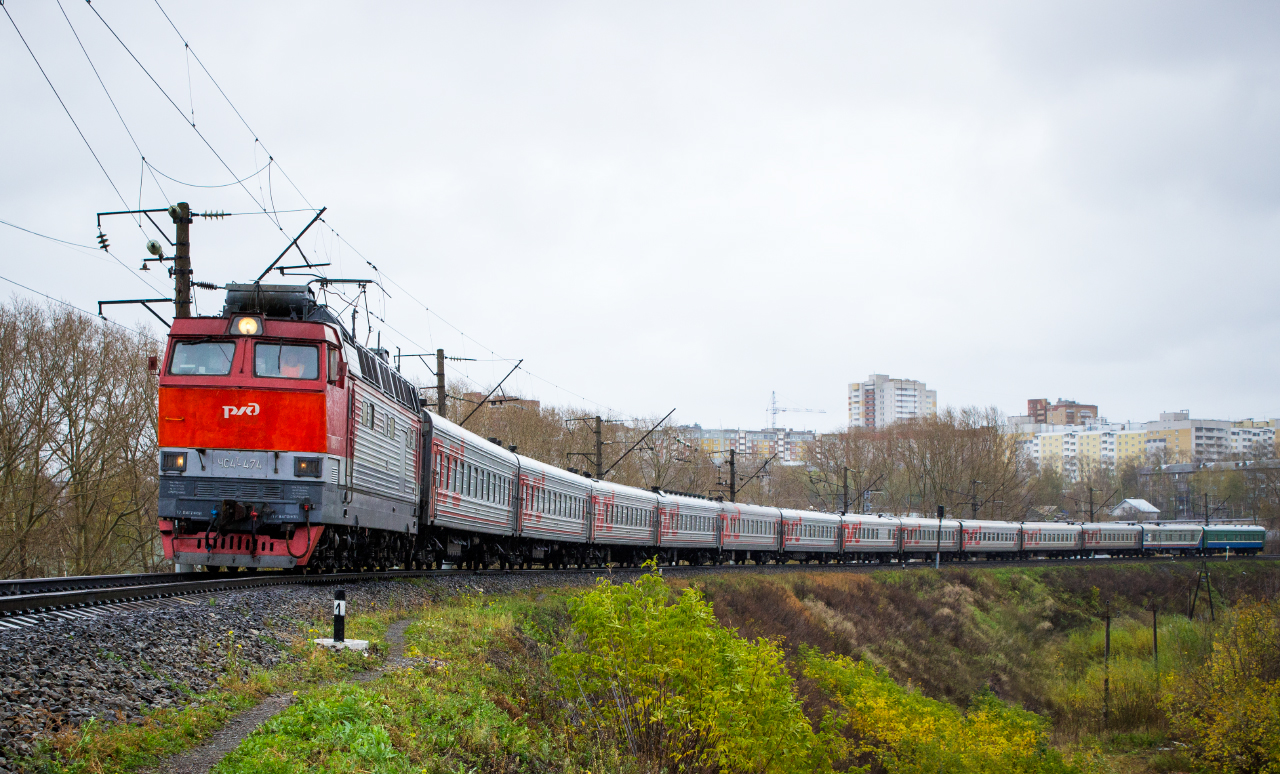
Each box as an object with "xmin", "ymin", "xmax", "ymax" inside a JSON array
[{"xmin": 222, "ymin": 403, "xmax": 260, "ymax": 418}]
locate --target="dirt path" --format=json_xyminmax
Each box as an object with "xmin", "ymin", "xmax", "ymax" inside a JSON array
[{"xmin": 149, "ymin": 619, "xmax": 413, "ymax": 774}]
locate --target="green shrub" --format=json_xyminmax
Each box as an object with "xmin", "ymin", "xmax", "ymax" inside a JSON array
[{"xmin": 552, "ymin": 565, "xmax": 832, "ymax": 773}]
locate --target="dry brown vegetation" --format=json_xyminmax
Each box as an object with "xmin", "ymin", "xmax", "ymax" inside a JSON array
[
  {"xmin": 697, "ymin": 562, "xmax": 1280, "ymax": 716},
  {"xmin": 0, "ymin": 298, "xmax": 161, "ymax": 579}
]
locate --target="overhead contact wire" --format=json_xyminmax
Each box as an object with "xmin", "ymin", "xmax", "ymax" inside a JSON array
[
  {"xmin": 3, "ymin": 4, "xmax": 171, "ymax": 298},
  {"xmin": 0, "ymin": 274, "xmax": 165, "ymax": 344},
  {"xmin": 85, "ymin": 0, "xmax": 286, "ymax": 233},
  {"xmin": 148, "ymin": 0, "xmax": 617, "ymax": 414},
  {"xmin": 4, "ymin": 3, "xmax": 130, "ymax": 213}
]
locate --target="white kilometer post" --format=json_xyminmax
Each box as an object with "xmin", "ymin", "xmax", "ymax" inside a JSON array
[
  {"xmin": 314, "ymin": 588, "xmax": 368, "ymax": 652},
  {"xmin": 333, "ymin": 589, "xmax": 346, "ymax": 642}
]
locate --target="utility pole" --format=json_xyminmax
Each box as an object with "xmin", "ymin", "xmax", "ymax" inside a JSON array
[
  {"xmin": 971, "ymin": 479, "xmax": 981, "ymax": 519},
  {"xmin": 436, "ymin": 349, "xmax": 446, "ymax": 417},
  {"xmin": 172, "ymin": 202, "xmax": 192, "ymax": 317},
  {"xmin": 729, "ymin": 449, "xmax": 737, "ymax": 502},
  {"xmin": 567, "ymin": 415, "xmax": 623, "ymax": 478},
  {"xmin": 935, "ymin": 504, "xmax": 944, "ymax": 570},
  {"xmin": 1089, "ymin": 487, "xmax": 1095, "ymax": 524},
  {"xmin": 594, "ymin": 416, "xmax": 603, "ymax": 479},
  {"xmin": 1204, "ymin": 493, "xmax": 1209, "ymax": 528},
  {"xmin": 842, "ymin": 467, "xmax": 849, "ymax": 514}
]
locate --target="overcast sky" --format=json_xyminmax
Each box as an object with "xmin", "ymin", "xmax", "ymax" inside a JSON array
[{"xmin": 3, "ymin": 1, "xmax": 1279, "ymax": 431}]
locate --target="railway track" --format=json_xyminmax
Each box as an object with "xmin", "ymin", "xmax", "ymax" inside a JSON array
[{"xmin": 1, "ymin": 553, "xmax": 1274, "ymax": 622}]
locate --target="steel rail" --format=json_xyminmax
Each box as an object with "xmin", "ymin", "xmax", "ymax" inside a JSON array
[
  {"xmin": 1, "ymin": 554, "xmax": 1273, "ymax": 619},
  {"xmin": 0, "ymin": 571, "xmax": 227, "ymax": 597},
  {"xmin": 0, "ymin": 567, "xmax": 613, "ymax": 617}
]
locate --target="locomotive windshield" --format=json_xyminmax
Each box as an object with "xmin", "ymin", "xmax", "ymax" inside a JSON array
[
  {"xmin": 254, "ymin": 343, "xmax": 319, "ymax": 379},
  {"xmin": 169, "ymin": 341, "xmax": 235, "ymax": 375}
]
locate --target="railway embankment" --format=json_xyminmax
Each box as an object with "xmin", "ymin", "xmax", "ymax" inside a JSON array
[{"xmin": 7, "ymin": 560, "xmax": 1279, "ymax": 773}]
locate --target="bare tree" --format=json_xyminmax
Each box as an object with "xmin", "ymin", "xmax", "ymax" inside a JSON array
[{"xmin": 0, "ymin": 300, "xmax": 160, "ymax": 579}]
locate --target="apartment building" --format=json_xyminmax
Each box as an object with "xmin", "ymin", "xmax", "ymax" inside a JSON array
[
  {"xmin": 671, "ymin": 425, "xmax": 815, "ymax": 464},
  {"xmin": 1027, "ymin": 398, "xmax": 1099, "ymax": 425},
  {"xmin": 1008, "ymin": 411, "xmax": 1277, "ymax": 480},
  {"xmin": 1230, "ymin": 421, "xmax": 1275, "ymax": 455},
  {"xmin": 848, "ymin": 374, "xmax": 937, "ymax": 429},
  {"xmin": 1031, "ymin": 424, "xmax": 1132, "ymax": 479}
]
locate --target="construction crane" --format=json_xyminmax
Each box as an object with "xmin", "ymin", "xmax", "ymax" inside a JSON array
[{"xmin": 769, "ymin": 391, "xmax": 826, "ymax": 429}]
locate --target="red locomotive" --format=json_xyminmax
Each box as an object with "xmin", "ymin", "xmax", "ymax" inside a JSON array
[{"xmin": 158, "ymin": 284, "xmax": 425, "ymax": 571}]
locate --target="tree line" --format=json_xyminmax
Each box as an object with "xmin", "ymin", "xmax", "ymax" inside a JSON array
[{"xmin": 0, "ymin": 298, "xmax": 161, "ymax": 579}]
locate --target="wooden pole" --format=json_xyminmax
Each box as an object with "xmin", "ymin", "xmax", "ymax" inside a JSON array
[{"xmin": 172, "ymin": 202, "xmax": 192, "ymax": 317}]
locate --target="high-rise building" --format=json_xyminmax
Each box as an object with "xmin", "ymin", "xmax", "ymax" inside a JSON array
[{"xmin": 847, "ymin": 374, "xmax": 937, "ymax": 429}]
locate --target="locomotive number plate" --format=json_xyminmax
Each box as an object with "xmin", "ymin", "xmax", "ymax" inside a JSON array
[{"xmin": 208, "ymin": 450, "xmax": 270, "ymax": 478}]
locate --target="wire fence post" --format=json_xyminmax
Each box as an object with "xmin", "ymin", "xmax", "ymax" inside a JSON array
[
  {"xmin": 1103, "ymin": 604, "xmax": 1111, "ymax": 732},
  {"xmin": 1153, "ymin": 605, "xmax": 1159, "ymax": 691}
]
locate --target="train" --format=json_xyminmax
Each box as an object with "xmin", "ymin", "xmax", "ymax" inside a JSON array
[{"xmin": 156, "ymin": 284, "xmax": 1269, "ymax": 572}]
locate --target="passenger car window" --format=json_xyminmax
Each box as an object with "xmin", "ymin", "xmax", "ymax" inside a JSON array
[
  {"xmin": 255, "ymin": 343, "xmax": 319, "ymax": 379},
  {"xmin": 170, "ymin": 341, "xmax": 235, "ymax": 375}
]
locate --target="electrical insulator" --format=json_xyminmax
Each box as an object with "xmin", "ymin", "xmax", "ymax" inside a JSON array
[
  {"xmin": 199, "ymin": 210, "xmax": 228, "ymax": 219},
  {"xmin": 96, "ymin": 231, "xmax": 109, "ymax": 251}
]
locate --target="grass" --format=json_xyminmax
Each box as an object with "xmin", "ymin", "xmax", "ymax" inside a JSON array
[
  {"xmin": 26, "ymin": 596, "xmax": 414, "ymax": 774},
  {"xmin": 210, "ymin": 588, "xmax": 631, "ymax": 774}
]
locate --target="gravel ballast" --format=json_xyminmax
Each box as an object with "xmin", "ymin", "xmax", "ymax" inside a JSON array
[{"xmin": 0, "ymin": 569, "xmax": 656, "ymax": 771}]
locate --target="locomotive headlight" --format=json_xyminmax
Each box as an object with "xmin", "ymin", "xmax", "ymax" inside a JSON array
[
  {"xmin": 233, "ymin": 316, "xmax": 261, "ymax": 335},
  {"xmin": 161, "ymin": 451, "xmax": 187, "ymax": 472},
  {"xmin": 294, "ymin": 456, "xmax": 322, "ymax": 478}
]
